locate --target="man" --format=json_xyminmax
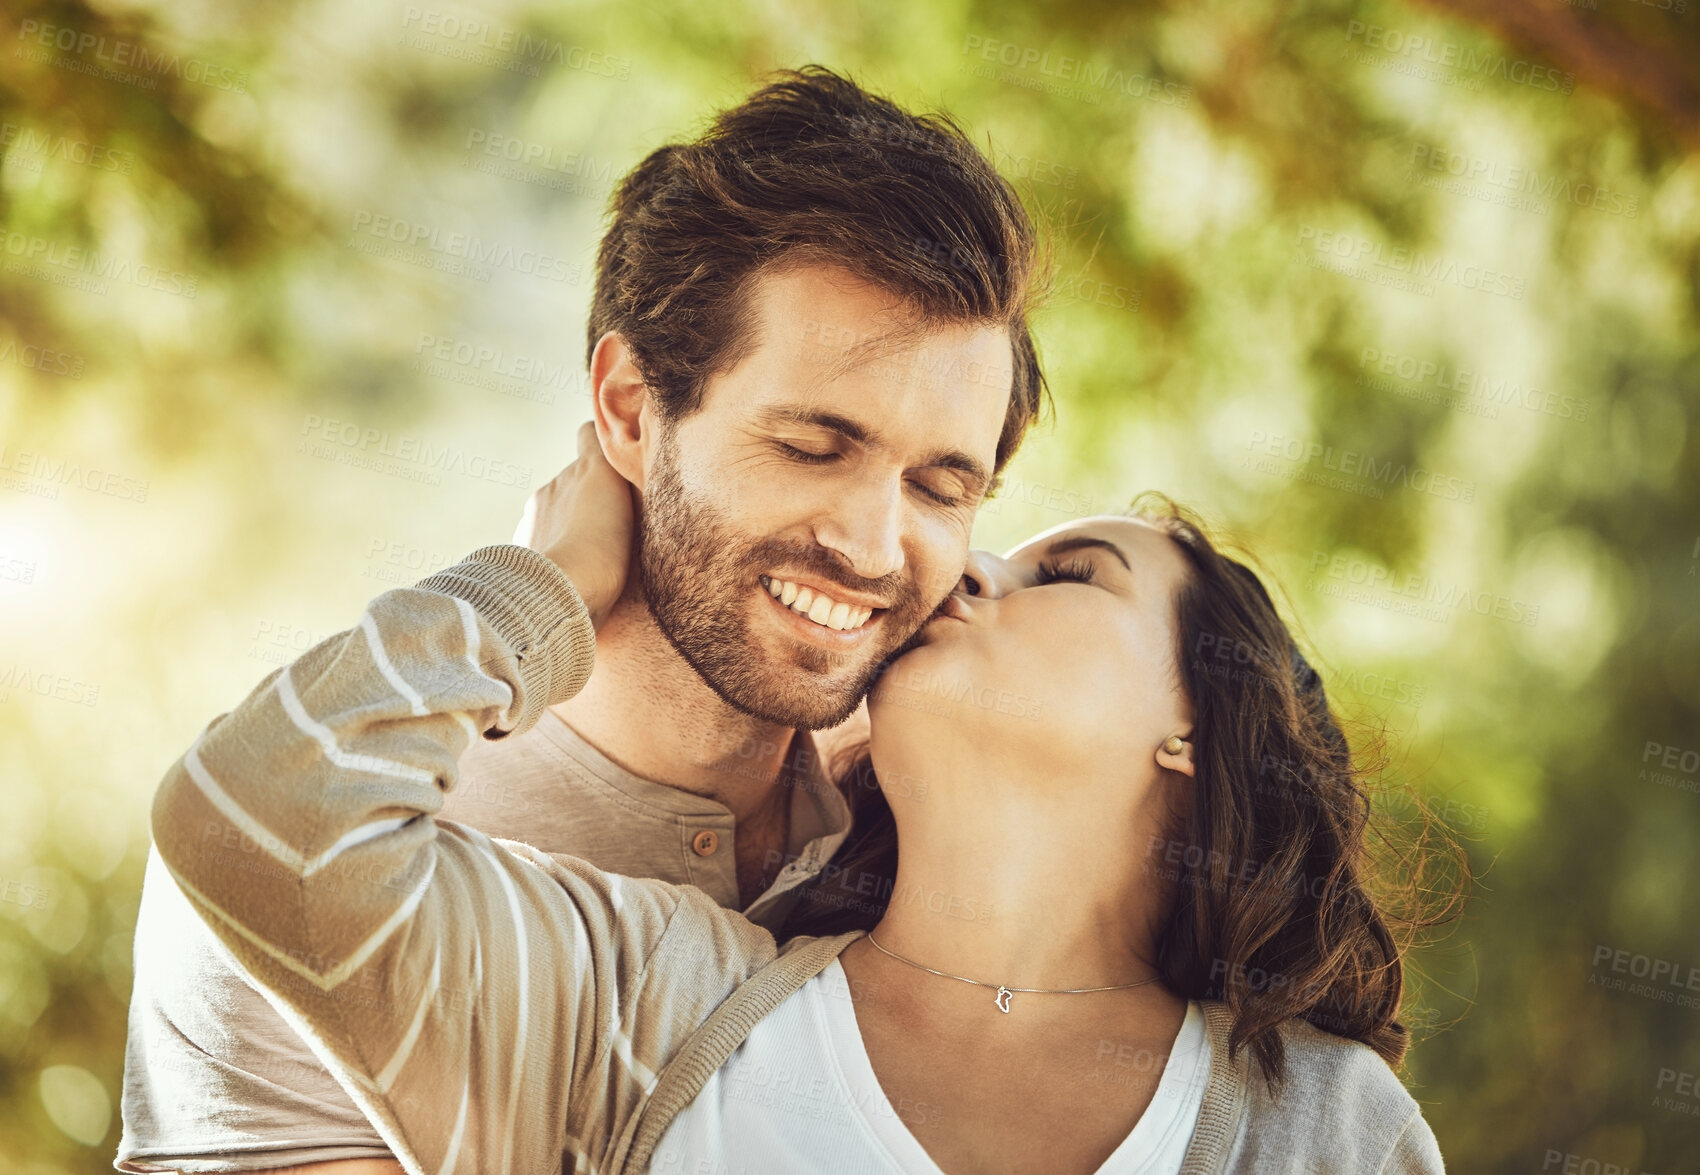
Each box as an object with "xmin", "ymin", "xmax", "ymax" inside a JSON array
[{"xmin": 118, "ymin": 65, "xmax": 1047, "ymax": 1171}]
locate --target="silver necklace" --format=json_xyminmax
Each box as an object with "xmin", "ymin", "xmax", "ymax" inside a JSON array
[{"xmin": 863, "ymin": 931, "xmax": 1161, "ymax": 1014}]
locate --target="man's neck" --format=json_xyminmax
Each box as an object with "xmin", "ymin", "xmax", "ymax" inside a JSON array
[{"xmin": 549, "ymin": 592, "xmax": 799, "ymax": 824}]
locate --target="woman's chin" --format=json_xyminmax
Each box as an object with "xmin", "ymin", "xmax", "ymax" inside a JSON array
[{"xmin": 867, "ymin": 649, "xmax": 988, "ymax": 731}]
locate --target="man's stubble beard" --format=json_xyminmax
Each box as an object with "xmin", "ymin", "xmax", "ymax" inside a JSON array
[{"xmin": 637, "ymin": 434, "xmax": 935, "ymax": 731}]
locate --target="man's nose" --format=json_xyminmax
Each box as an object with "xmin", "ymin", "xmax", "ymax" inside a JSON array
[
  {"xmin": 815, "ymin": 476, "xmax": 905, "ymax": 580},
  {"xmin": 957, "ymin": 549, "xmax": 1017, "ymax": 599}
]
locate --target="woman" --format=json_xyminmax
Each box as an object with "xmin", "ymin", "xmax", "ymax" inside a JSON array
[{"xmin": 150, "ymin": 455, "xmax": 1456, "ymax": 1173}]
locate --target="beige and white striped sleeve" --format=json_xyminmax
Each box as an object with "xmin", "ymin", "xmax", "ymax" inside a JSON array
[{"xmin": 149, "ymin": 544, "xmax": 752, "ymax": 1175}]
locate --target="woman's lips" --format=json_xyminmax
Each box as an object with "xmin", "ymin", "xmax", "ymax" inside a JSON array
[
  {"xmin": 924, "ymin": 593, "xmax": 972, "ymax": 625},
  {"xmin": 939, "ymin": 594, "xmax": 972, "ymax": 621}
]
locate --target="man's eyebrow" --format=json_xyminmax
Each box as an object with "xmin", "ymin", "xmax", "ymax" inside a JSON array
[
  {"xmin": 924, "ymin": 449, "xmax": 991, "ymax": 492},
  {"xmin": 756, "ymin": 405, "xmax": 872, "ymax": 445},
  {"xmin": 1043, "ymin": 535, "xmax": 1131, "ymax": 570},
  {"xmin": 755, "ymin": 405, "xmax": 991, "ymax": 491}
]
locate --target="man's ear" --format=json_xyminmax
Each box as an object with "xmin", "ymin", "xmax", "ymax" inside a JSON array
[
  {"xmin": 589, "ymin": 331, "xmax": 651, "ymax": 491},
  {"xmin": 1155, "ymin": 736, "xmax": 1196, "ymax": 779}
]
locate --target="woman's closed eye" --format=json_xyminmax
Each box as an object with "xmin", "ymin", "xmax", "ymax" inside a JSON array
[{"xmin": 1033, "ymin": 557, "xmax": 1096, "ymax": 586}]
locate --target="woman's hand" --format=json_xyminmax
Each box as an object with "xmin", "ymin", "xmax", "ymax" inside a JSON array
[{"xmin": 513, "ymin": 420, "xmax": 637, "ymax": 629}]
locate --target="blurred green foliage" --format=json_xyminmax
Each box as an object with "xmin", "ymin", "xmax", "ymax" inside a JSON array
[{"xmin": 1, "ymin": 0, "xmax": 1697, "ymax": 1170}]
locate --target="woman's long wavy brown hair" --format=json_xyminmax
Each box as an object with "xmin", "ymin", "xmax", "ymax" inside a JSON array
[{"xmin": 780, "ymin": 495, "xmax": 1471, "ymax": 1094}]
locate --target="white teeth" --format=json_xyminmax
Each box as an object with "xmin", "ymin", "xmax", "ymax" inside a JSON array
[{"xmin": 764, "ymin": 577, "xmax": 877, "ymax": 632}]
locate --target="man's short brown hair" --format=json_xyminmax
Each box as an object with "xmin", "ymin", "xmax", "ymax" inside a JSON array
[{"xmin": 588, "ymin": 65, "xmax": 1049, "ymax": 474}]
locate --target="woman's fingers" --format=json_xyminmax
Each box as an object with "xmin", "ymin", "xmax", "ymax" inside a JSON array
[{"xmin": 517, "ymin": 421, "xmax": 637, "ymax": 628}]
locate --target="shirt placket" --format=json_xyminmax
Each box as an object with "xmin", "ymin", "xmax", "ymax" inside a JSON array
[{"xmin": 683, "ymin": 814, "xmax": 740, "ymax": 908}]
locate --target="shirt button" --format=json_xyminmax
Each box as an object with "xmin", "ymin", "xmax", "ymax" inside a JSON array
[{"xmin": 691, "ymin": 829, "xmax": 719, "ymax": 856}]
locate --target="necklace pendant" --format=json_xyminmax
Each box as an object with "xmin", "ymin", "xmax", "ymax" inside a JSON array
[{"xmin": 995, "ymin": 986, "xmax": 1013, "ymax": 1014}]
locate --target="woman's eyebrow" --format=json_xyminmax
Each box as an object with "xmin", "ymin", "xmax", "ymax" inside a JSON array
[{"xmin": 1042, "ymin": 535, "xmax": 1131, "ymax": 570}]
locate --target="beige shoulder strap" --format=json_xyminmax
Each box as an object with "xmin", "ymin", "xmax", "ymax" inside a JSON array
[
  {"xmin": 613, "ymin": 929, "xmax": 866, "ymax": 1173},
  {"xmin": 1177, "ymin": 1001, "xmax": 1250, "ymax": 1175}
]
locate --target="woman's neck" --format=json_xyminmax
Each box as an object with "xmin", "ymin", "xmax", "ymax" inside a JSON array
[{"xmin": 865, "ymin": 770, "xmax": 1172, "ymax": 992}]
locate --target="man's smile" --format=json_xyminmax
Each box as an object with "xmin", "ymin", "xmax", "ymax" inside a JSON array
[{"xmin": 757, "ymin": 573, "xmax": 887, "ymax": 643}]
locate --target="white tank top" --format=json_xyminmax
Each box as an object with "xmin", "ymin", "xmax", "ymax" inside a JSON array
[{"xmin": 653, "ymin": 958, "xmax": 1212, "ymax": 1173}]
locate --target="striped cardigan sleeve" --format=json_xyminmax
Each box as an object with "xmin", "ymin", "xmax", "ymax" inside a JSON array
[{"xmin": 149, "ymin": 544, "xmax": 781, "ymax": 1175}]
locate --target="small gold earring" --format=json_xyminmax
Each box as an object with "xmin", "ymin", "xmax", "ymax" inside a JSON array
[{"xmin": 1162, "ymin": 735, "xmax": 1185, "ymax": 756}]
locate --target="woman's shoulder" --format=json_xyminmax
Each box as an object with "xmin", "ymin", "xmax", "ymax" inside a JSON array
[
  {"xmin": 1267, "ymin": 1010, "xmax": 1421, "ymax": 1111},
  {"xmin": 1192, "ymin": 1000, "xmax": 1445, "ymax": 1173}
]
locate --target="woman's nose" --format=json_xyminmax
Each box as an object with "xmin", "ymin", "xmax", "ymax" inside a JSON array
[{"xmin": 956, "ymin": 549, "xmax": 1016, "ymax": 599}]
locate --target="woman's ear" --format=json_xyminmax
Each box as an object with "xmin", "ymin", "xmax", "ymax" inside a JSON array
[
  {"xmin": 589, "ymin": 331, "xmax": 652, "ymax": 491},
  {"xmin": 1155, "ymin": 735, "xmax": 1195, "ymax": 779}
]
